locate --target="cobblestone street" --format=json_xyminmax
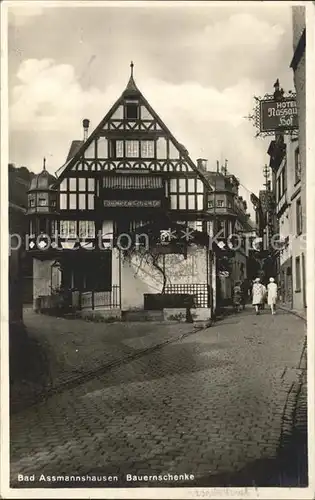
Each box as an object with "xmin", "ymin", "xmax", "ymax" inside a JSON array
[{"xmin": 10, "ymin": 309, "xmax": 306, "ymax": 488}]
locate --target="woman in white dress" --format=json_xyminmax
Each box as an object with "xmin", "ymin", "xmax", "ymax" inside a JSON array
[
  {"xmin": 252, "ymin": 278, "xmax": 265, "ymax": 315},
  {"xmin": 267, "ymin": 277, "xmax": 278, "ymax": 315}
]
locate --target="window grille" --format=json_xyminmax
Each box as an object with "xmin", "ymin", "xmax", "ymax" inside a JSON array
[{"xmin": 164, "ymin": 283, "xmax": 209, "ymax": 308}]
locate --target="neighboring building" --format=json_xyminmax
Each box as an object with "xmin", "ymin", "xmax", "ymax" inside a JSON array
[
  {"xmin": 9, "ymin": 164, "xmax": 35, "ymax": 322},
  {"xmin": 290, "ymin": 7, "xmax": 306, "ymax": 311},
  {"xmin": 25, "ymin": 66, "xmax": 225, "ymax": 320},
  {"xmin": 250, "ymin": 161, "xmax": 279, "ymax": 285},
  {"xmin": 201, "ymin": 163, "xmax": 254, "ymax": 302},
  {"xmin": 268, "ymin": 134, "xmax": 300, "ymax": 307}
]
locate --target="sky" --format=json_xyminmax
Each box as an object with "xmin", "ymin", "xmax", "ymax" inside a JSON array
[{"xmin": 7, "ymin": 1, "xmax": 296, "ymax": 212}]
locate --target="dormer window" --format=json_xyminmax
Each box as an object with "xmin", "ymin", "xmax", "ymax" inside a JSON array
[
  {"xmin": 29, "ymin": 198, "xmax": 35, "ymax": 207},
  {"xmin": 38, "ymin": 198, "xmax": 48, "ymax": 207},
  {"xmin": 125, "ymin": 103, "xmax": 138, "ymax": 120}
]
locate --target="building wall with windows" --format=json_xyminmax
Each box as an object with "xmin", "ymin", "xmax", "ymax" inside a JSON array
[
  {"xmin": 275, "ymin": 137, "xmax": 301, "ymax": 306},
  {"xmin": 203, "ymin": 169, "xmax": 253, "ymax": 302},
  {"xmin": 291, "ymin": 7, "xmax": 306, "ymax": 310}
]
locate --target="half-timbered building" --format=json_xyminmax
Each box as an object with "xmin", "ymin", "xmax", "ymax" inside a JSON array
[{"xmin": 26, "ymin": 64, "xmax": 220, "ymax": 320}]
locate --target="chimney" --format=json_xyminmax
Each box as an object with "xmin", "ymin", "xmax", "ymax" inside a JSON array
[
  {"xmin": 82, "ymin": 118, "xmax": 90, "ymax": 142},
  {"xmin": 196, "ymin": 158, "xmax": 208, "ymax": 171}
]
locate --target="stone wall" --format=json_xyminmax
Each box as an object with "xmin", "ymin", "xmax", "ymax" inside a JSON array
[{"xmin": 33, "ymin": 259, "xmax": 59, "ymax": 307}]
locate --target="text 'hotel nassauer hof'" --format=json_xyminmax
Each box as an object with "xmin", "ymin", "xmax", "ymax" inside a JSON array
[{"xmin": 25, "ymin": 64, "xmax": 253, "ymax": 321}]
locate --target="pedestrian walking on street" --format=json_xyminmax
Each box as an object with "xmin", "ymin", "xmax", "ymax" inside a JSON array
[
  {"xmin": 252, "ymin": 278, "xmax": 265, "ymax": 315},
  {"xmin": 233, "ymin": 281, "xmax": 242, "ymax": 313},
  {"xmin": 267, "ymin": 277, "xmax": 278, "ymax": 315}
]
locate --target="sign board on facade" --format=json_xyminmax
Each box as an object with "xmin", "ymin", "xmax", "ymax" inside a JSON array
[
  {"xmin": 103, "ymin": 200, "xmax": 161, "ymax": 208},
  {"xmin": 259, "ymin": 97, "xmax": 298, "ymax": 133}
]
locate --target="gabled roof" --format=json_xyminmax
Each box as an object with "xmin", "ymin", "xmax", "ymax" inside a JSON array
[
  {"xmin": 66, "ymin": 140, "xmax": 84, "ymax": 162},
  {"xmin": 55, "ymin": 64, "xmax": 214, "ymax": 192}
]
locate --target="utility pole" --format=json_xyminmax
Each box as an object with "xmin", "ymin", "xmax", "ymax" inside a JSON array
[{"xmin": 263, "ymin": 164, "xmax": 270, "ymax": 190}]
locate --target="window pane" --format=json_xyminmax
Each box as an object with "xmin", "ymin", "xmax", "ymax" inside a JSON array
[
  {"xmin": 84, "ymin": 141, "xmax": 95, "ymax": 159},
  {"xmin": 156, "ymin": 138, "xmax": 167, "ymax": 159},
  {"xmin": 88, "ymin": 194, "xmax": 94, "ymax": 210},
  {"xmin": 69, "ymin": 221, "xmax": 76, "ymax": 238},
  {"xmin": 169, "ymin": 141, "xmax": 180, "ymax": 159},
  {"xmin": 179, "ymin": 195, "xmax": 186, "ymax": 210},
  {"xmin": 87, "ymin": 178, "xmax": 95, "ymax": 191},
  {"xmin": 97, "ymin": 137, "xmax": 108, "ymax": 158},
  {"xmin": 170, "ymin": 195, "xmax": 177, "ymax": 210},
  {"xmin": 126, "ymin": 140, "xmax": 139, "ymax": 157},
  {"xmin": 69, "ymin": 194, "xmax": 76, "ymax": 209},
  {"xmin": 188, "ymin": 178, "xmax": 195, "ymax": 192},
  {"xmin": 60, "ymin": 179, "xmax": 67, "ymax": 191},
  {"xmin": 116, "ymin": 141, "xmax": 124, "ymax": 158},
  {"xmin": 197, "ymin": 194, "xmax": 203, "ymax": 211},
  {"xmin": 196, "ymin": 220, "xmax": 203, "ymax": 232},
  {"xmin": 126, "ymin": 103, "xmax": 138, "ymax": 120},
  {"xmin": 141, "ymin": 141, "xmax": 154, "ymax": 158},
  {"xmin": 196, "ymin": 179, "xmax": 204, "ymax": 193},
  {"xmin": 78, "ymin": 194, "xmax": 86, "ymax": 210},
  {"xmin": 79, "ymin": 221, "xmax": 87, "ymax": 238},
  {"xmin": 188, "ymin": 195, "xmax": 195, "ymax": 209},
  {"xmin": 78, "ymin": 178, "xmax": 86, "ymax": 191},
  {"xmin": 60, "ymin": 221, "xmax": 69, "ymax": 238},
  {"xmin": 88, "ymin": 221, "xmax": 95, "ymax": 237},
  {"xmin": 69, "ymin": 178, "xmax": 76, "ymax": 191},
  {"xmin": 179, "ymin": 178, "xmax": 186, "ymax": 192},
  {"xmin": 51, "ymin": 220, "xmax": 57, "ymax": 236},
  {"xmin": 60, "ymin": 194, "xmax": 67, "ymax": 210},
  {"xmin": 170, "ymin": 178, "xmax": 177, "ymax": 193}
]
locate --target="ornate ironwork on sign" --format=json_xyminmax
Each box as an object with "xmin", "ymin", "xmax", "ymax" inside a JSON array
[
  {"xmin": 245, "ymin": 80, "xmax": 299, "ymax": 138},
  {"xmin": 103, "ymin": 200, "xmax": 161, "ymax": 208}
]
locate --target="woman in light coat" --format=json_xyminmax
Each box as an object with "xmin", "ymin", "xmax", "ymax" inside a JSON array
[
  {"xmin": 252, "ymin": 278, "xmax": 265, "ymax": 315},
  {"xmin": 267, "ymin": 277, "xmax": 278, "ymax": 315}
]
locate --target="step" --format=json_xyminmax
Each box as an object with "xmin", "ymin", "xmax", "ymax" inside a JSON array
[{"xmin": 121, "ymin": 310, "xmax": 164, "ymax": 322}]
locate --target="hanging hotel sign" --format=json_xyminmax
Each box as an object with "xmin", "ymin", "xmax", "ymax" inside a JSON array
[
  {"xmin": 246, "ymin": 83, "xmax": 299, "ymax": 137},
  {"xmin": 259, "ymin": 97, "xmax": 298, "ymax": 133}
]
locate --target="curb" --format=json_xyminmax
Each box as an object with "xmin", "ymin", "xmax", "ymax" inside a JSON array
[
  {"xmin": 278, "ymin": 337, "xmax": 307, "ymax": 468},
  {"xmin": 277, "ymin": 306, "xmax": 307, "ymax": 323},
  {"xmin": 10, "ymin": 322, "xmax": 206, "ymax": 414}
]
